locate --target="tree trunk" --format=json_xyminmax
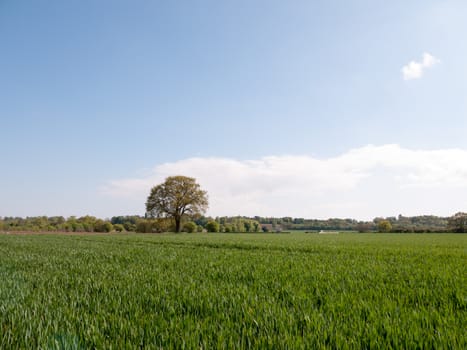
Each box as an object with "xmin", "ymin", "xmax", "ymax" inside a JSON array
[{"xmin": 175, "ymin": 217, "xmax": 181, "ymax": 232}]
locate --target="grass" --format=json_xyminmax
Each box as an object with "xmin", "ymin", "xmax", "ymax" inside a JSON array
[{"xmin": 0, "ymin": 232, "xmax": 466, "ymax": 349}]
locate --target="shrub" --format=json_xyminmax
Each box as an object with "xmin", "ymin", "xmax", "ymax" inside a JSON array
[
  {"xmin": 183, "ymin": 222, "xmax": 197, "ymax": 233},
  {"xmin": 378, "ymin": 220, "xmax": 392, "ymax": 233},
  {"xmin": 206, "ymin": 221, "xmax": 220, "ymax": 233},
  {"xmin": 113, "ymin": 224, "xmax": 125, "ymax": 232}
]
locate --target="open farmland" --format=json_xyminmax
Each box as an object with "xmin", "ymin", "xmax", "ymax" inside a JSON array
[{"xmin": 0, "ymin": 233, "xmax": 465, "ymax": 348}]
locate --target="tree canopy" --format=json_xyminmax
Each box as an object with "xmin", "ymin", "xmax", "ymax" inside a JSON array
[
  {"xmin": 447, "ymin": 212, "xmax": 467, "ymax": 233},
  {"xmin": 0, "ymin": 213, "xmax": 461, "ymax": 234},
  {"xmin": 378, "ymin": 220, "xmax": 392, "ymax": 233},
  {"xmin": 145, "ymin": 176, "xmax": 209, "ymax": 232}
]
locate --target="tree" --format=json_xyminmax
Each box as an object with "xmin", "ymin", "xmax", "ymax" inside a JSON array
[
  {"xmin": 146, "ymin": 176, "xmax": 208, "ymax": 232},
  {"xmin": 356, "ymin": 222, "xmax": 373, "ymax": 233},
  {"xmin": 253, "ymin": 221, "xmax": 260, "ymax": 232},
  {"xmin": 378, "ymin": 220, "xmax": 392, "ymax": 233},
  {"xmin": 448, "ymin": 212, "xmax": 467, "ymax": 233},
  {"xmin": 206, "ymin": 220, "xmax": 219, "ymax": 232},
  {"xmin": 136, "ymin": 219, "xmax": 152, "ymax": 233}
]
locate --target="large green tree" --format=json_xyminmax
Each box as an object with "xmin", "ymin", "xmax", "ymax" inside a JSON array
[{"xmin": 145, "ymin": 176, "xmax": 208, "ymax": 232}]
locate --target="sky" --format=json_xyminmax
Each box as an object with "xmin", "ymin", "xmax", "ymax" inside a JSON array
[{"xmin": 1, "ymin": 0, "xmax": 467, "ymax": 220}]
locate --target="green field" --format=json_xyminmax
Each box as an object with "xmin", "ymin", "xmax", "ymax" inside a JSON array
[{"xmin": 0, "ymin": 233, "xmax": 465, "ymax": 349}]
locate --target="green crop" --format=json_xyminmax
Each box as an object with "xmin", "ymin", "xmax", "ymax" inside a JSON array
[{"xmin": 0, "ymin": 233, "xmax": 465, "ymax": 349}]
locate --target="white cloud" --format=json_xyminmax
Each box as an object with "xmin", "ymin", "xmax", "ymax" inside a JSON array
[
  {"xmin": 101, "ymin": 145, "xmax": 467, "ymax": 220},
  {"xmin": 402, "ymin": 52, "xmax": 440, "ymax": 80}
]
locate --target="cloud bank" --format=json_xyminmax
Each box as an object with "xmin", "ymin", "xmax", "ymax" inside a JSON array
[
  {"xmin": 101, "ymin": 145, "xmax": 467, "ymax": 219},
  {"xmin": 402, "ymin": 52, "xmax": 440, "ymax": 80}
]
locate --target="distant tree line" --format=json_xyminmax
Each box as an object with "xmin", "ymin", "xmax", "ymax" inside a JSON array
[
  {"xmin": 248, "ymin": 214, "xmax": 452, "ymax": 233},
  {"xmin": 0, "ymin": 216, "xmax": 115, "ymax": 233},
  {"xmin": 1, "ymin": 213, "xmax": 466, "ymax": 233}
]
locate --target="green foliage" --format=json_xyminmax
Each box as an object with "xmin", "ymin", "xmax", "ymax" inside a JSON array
[
  {"xmin": 93, "ymin": 219, "xmax": 113, "ymax": 233},
  {"xmin": 0, "ymin": 214, "xmax": 455, "ymax": 234},
  {"xmin": 214, "ymin": 217, "xmax": 261, "ymax": 233},
  {"xmin": 378, "ymin": 220, "xmax": 392, "ymax": 233},
  {"xmin": 113, "ymin": 224, "xmax": 125, "ymax": 232},
  {"xmin": 146, "ymin": 176, "xmax": 209, "ymax": 232},
  {"xmin": 206, "ymin": 221, "xmax": 220, "ymax": 232},
  {"xmin": 136, "ymin": 219, "xmax": 173, "ymax": 233},
  {"xmin": 111, "ymin": 216, "xmax": 139, "ymax": 232},
  {"xmin": 183, "ymin": 221, "xmax": 197, "ymax": 233},
  {"xmin": 253, "ymin": 221, "xmax": 260, "ymax": 232},
  {"xmin": 135, "ymin": 220, "xmax": 151, "ymax": 233},
  {"xmin": 0, "ymin": 233, "xmax": 465, "ymax": 348}
]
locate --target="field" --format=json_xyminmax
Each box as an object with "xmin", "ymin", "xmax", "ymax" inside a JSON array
[{"xmin": 0, "ymin": 233, "xmax": 465, "ymax": 349}]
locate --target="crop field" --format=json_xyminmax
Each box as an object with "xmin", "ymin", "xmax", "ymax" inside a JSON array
[{"xmin": 0, "ymin": 233, "xmax": 465, "ymax": 349}]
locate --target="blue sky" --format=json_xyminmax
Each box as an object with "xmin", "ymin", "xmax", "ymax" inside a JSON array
[{"xmin": 1, "ymin": 1, "xmax": 467, "ymax": 219}]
